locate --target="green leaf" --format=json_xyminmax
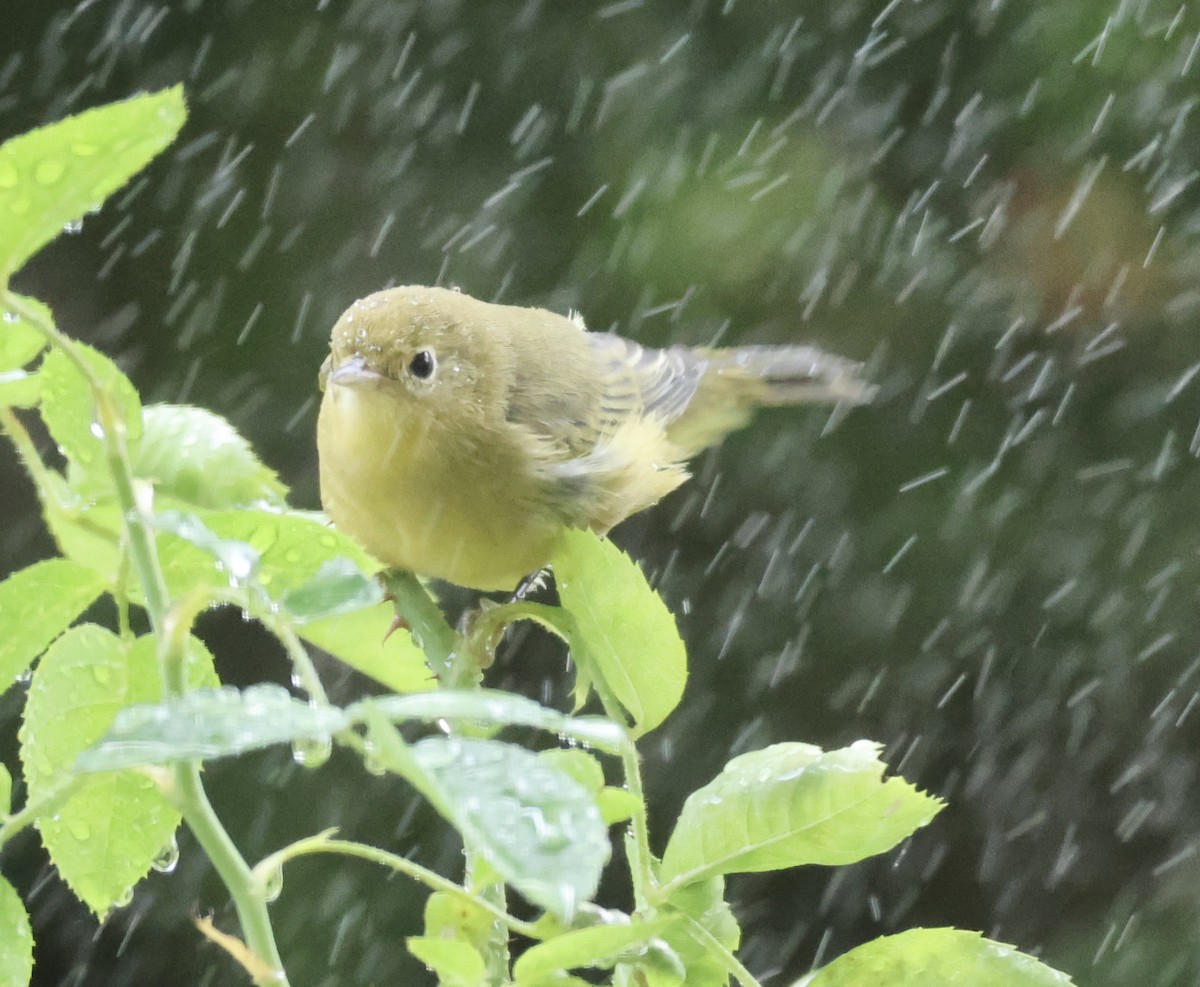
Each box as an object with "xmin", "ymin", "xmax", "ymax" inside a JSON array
[
  {"xmin": 0, "ymin": 368, "xmax": 40, "ymax": 408},
  {"xmin": 299, "ymin": 603, "xmax": 432, "ymax": 694},
  {"xmin": 38, "ymin": 473, "xmax": 124, "ymax": 582},
  {"xmin": 0, "ymin": 86, "xmax": 186, "ymax": 279},
  {"xmin": 39, "ymin": 342, "xmax": 142, "ymax": 471},
  {"xmin": 76, "ymin": 684, "xmax": 349, "ymax": 772},
  {"xmin": 537, "ymin": 749, "xmax": 638, "ymax": 825},
  {"xmin": 19, "ymin": 628, "xmax": 216, "ymax": 917},
  {"xmin": 514, "ymin": 917, "xmax": 675, "ymax": 985},
  {"xmin": 422, "ymin": 891, "xmax": 496, "ymax": 958},
  {"xmin": 134, "ymin": 404, "xmax": 287, "ymax": 509},
  {"xmin": 152, "ymin": 506, "xmax": 428, "ymax": 690},
  {"xmin": 660, "ymin": 741, "xmax": 943, "ymax": 889},
  {"xmin": 807, "ymin": 928, "xmax": 1075, "ymax": 987},
  {"xmin": 280, "ymin": 556, "xmax": 383, "ymax": 622},
  {"xmin": 649, "ymin": 876, "xmax": 740, "ymax": 987},
  {"xmin": 0, "ymin": 557, "xmax": 106, "ymax": 688},
  {"xmin": 365, "ymin": 716, "xmax": 609, "ymax": 919},
  {"xmin": 0, "ymin": 763, "xmax": 10, "ymax": 816},
  {"xmin": 156, "ymin": 506, "xmax": 376, "ymax": 604},
  {"xmin": 406, "ymin": 937, "xmax": 487, "ymax": 987},
  {"xmin": 552, "ymin": 529, "xmax": 686, "ymax": 736},
  {"xmin": 0, "ymin": 876, "xmax": 33, "ymax": 987},
  {"xmin": 359, "ymin": 690, "xmax": 626, "ymax": 753},
  {"xmin": 0, "ymin": 294, "xmax": 49, "ymax": 371}
]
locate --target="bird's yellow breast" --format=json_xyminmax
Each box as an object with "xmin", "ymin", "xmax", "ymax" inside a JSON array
[{"xmin": 317, "ymin": 380, "xmax": 566, "ymax": 591}]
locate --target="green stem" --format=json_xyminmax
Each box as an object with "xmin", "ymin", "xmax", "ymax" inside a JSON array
[
  {"xmin": 5, "ymin": 293, "xmax": 290, "ymax": 984},
  {"xmin": 158, "ymin": 591, "xmax": 287, "ymax": 983},
  {"xmin": 466, "ymin": 850, "xmax": 511, "ymax": 986},
  {"xmin": 620, "ymin": 737, "xmax": 656, "ymax": 910},
  {"xmin": 253, "ymin": 833, "xmax": 541, "ymax": 941},
  {"xmin": 681, "ymin": 915, "xmax": 763, "ymax": 987},
  {"xmin": 0, "ymin": 775, "xmax": 82, "ymax": 849},
  {"xmin": 380, "ymin": 569, "xmax": 468, "ymax": 685},
  {"xmin": 174, "ymin": 765, "xmax": 286, "ymax": 985}
]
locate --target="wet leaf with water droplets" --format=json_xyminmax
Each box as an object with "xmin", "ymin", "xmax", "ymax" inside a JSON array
[
  {"xmin": 359, "ymin": 690, "xmax": 625, "ymax": 752},
  {"xmin": 659, "ymin": 741, "xmax": 943, "ymax": 889},
  {"xmin": 0, "ymin": 294, "xmax": 49, "ymax": 372},
  {"xmin": 0, "ymin": 876, "xmax": 33, "ymax": 987},
  {"xmin": 39, "ymin": 342, "xmax": 142, "ymax": 472},
  {"xmin": 364, "ymin": 712, "xmax": 609, "ymax": 920},
  {"xmin": 552, "ymin": 529, "xmax": 687, "ymax": 737},
  {"xmin": 19, "ymin": 628, "xmax": 216, "ymax": 917},
  {"xmin": 133, "ymin": 404, "xmax": 288, "ymax": 509},
  {"xmin": 806, "ymin": 928, "xmax": 1075, "ymax": 987},
  {"xmin": 0, "ymin": 86, "xmax": 186, "ymax": 279},
  {"xmin": 151, "ymin": 505, "xmax": 427, "ymax": 691},
  {"xmin": 0, "ymin": 558, "xmax": 105, "ymax": 689},
  {"xmin": 76, "ymin": 684, "xmax": 349, "ymax": 771}
]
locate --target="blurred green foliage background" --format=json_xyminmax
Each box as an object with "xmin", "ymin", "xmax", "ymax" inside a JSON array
[{"xmin": 4, "ymin": 1, "xmax": 1200, "ymax": 984}]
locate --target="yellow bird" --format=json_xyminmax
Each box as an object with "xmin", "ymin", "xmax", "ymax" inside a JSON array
[{"xmin": 317, "ymin": 286, "xmax": 872, "ymax": 591}]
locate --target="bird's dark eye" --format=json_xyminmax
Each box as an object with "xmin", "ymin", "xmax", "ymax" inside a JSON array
[{"xmin": 408, "ymin": 350, "xmax": 436, "ymax": 380}]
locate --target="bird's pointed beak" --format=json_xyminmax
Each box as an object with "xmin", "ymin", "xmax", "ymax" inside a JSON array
[{"xmin": 322, "ymin": 354, "xmax": 385, "ymax": 390}]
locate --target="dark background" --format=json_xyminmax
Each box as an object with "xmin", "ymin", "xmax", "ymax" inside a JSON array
[{"xmin": 4, "ymin": 1, "xmax": 1200, "ymax": 984}]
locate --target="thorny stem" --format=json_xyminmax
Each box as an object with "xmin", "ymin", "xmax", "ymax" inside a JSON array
[
  {"xmin": 380, "ymin": 569, "xmax": 470, "ymax": 686},
  {"xmin": 3, "ymin": 292, "xmax": 290, "ymax": 986}
]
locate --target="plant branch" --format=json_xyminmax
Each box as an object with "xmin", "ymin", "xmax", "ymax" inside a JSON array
[{"xmin": 252, "ymin": 832, "xmax": 542, "ymax": 941}]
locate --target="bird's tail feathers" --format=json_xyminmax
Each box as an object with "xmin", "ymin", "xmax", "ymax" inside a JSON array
[{"xmin": 706, "ymin": 345, "xmax": 876, "ymax": 406}]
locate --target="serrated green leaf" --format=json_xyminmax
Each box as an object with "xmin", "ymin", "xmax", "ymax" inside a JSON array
[
  {"xmin": 134, "ymin": 404, "xmax": 287, "ymax": 509},
  {"xmin": 406, "ymin": 937, "xmax": 487, "ymax": 986},
  {"xmin": 552, "ymin": 529, "xmax": 686, "ymax": 736},
  {"xmin": 365, "ymin": 717, "xmax": 609, "ymax": 920},
  {"xmin": 359, "ymin": 691, "xmax": 625, "ymax": 753},
  {"xmin": 19, "ymin": 628, "xmax": 216, "ymax": 917},
  {"xmin": 660, "ymin": 741, "xmax": 943, "ymax": 889},
  {"xmin": 807, "ymin": 928, "xmax": 1075, "ymax": 987},
  {"xmin": 0, "ymin": 557, "xmax": 106, "ymax": 689},
  {"xmin": 39, "ymin": 342, "xmax": 142, "ymax": 470},
  {"xmin": 299, "ymin": 602, "xmax": 432, "ymax": 694},
  {"xmin": 513, "ymin": 917, "xmax": 675, "ymax": 985},
  {"xmin": 76, "ymin": 684, "xmax": 348, "ymax": 772},
  {"xmin": 0, "ymin": 86, "xmax": 186, "ymax": 279},
  {"xmin": 0, "ymin": 876, "xmax": 33, "ymax": 987},
  {"xmin": 0, "ymin": 294, "xmax": 49, "ymax": 371}
]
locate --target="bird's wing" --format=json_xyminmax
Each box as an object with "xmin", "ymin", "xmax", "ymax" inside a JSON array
[
  {"xmin": 584, "ymin": 333, "xmax": 705, "ymax": 431},
  {"xmin": 502, "ymin": 332, "xmax": 698, "ymax": 532}
]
